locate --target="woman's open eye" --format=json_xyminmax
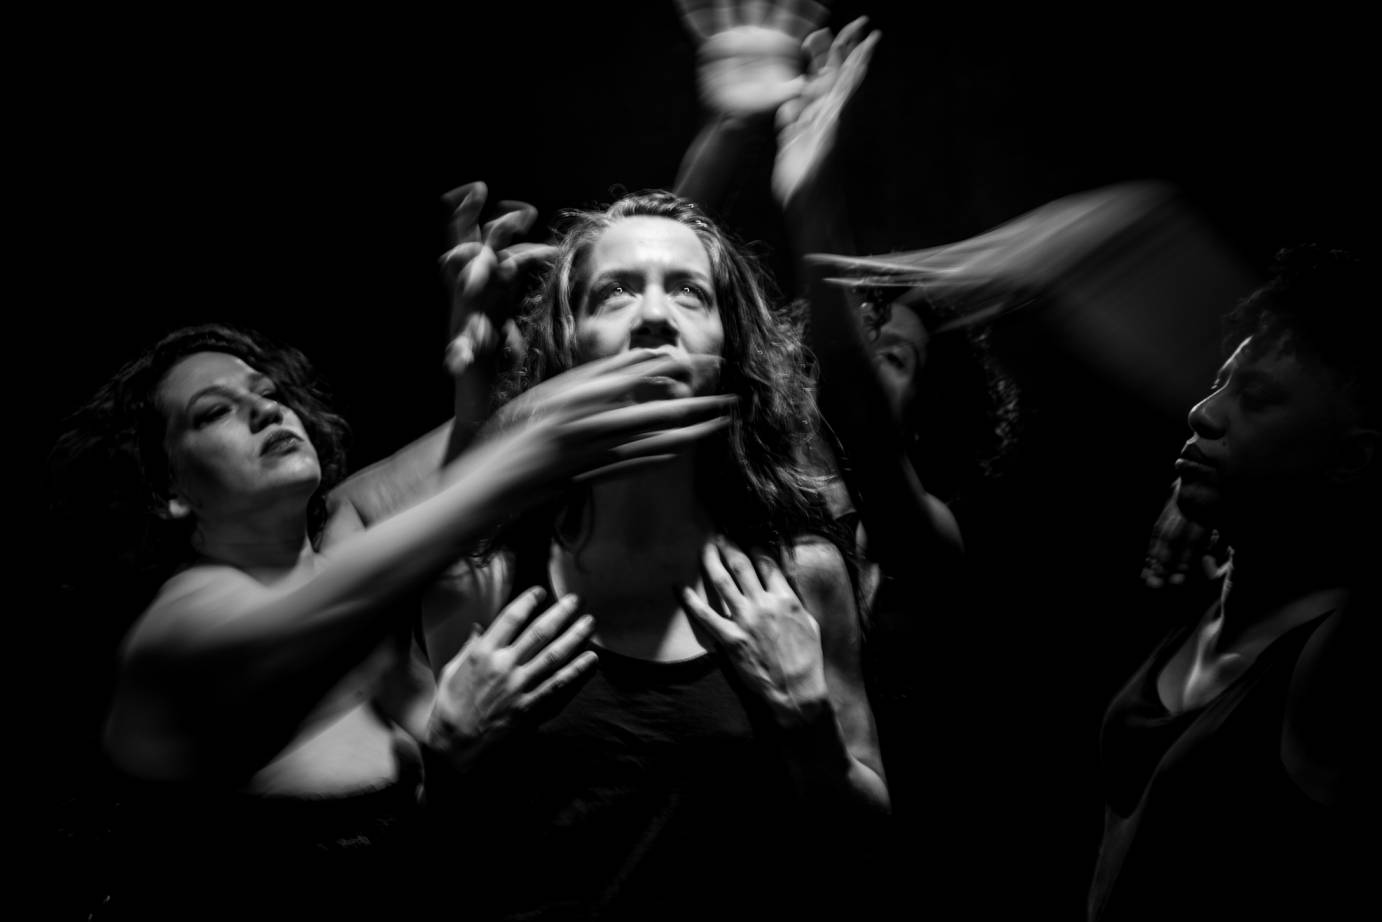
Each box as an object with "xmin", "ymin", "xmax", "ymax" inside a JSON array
[
  {"xmin": 595, "ymin": 283, "xmax": 630, "ymax": 304},
  {"xmin": 675, "ymin": 284, "xmax": 710, "ymax": 304}
]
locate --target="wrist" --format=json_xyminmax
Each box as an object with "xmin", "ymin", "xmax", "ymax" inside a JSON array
[
  {"xmin": 773, "ymin": 701, "xmax": 851, "ymax": 776},
  {"xmin": 425, "ymin": 704, "xmax": 492, "ymax": 769}
]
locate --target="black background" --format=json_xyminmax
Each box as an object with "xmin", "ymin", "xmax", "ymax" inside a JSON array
[{"xmin": 28, "ymin": 3, "xmax": 1375, "ymax": 917}]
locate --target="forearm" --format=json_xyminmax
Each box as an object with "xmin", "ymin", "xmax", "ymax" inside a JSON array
[
  {"xmin": 330, "ymin": 356, "xmax": 504, "ymax": 528},
  {"xmin": 776, "ymin": 703, "xmax": 890, "ymax": 814},
  {"xmin": 133, "ymin": 433, "xmax": 544, "ymax": 703},
  {"xmin": 447, "ymin": 348, "xmax": 504, "ymax": 464},
  {"xmin": 110, "ymin": 444, "xmax": 536, "ymax": 779},
  {"xmin": 674, "ymin": 112, "xmax": 776, "ymax": 214}
]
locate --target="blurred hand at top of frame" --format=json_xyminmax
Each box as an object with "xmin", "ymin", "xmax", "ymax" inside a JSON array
[
  {"xmin": 772, "ymin": 14, "xmax": 880, "ymax": 208},
  {"xmin": 676, "ymin": 0, "xmax": 830, "ymax": 117}
]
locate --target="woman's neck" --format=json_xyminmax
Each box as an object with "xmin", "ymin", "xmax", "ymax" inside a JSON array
[
  {"xmin": 193, "ymin": 507, "xmax": 316, "ymax": 578},
  {"xmin": 1216, "ymin": 532, "xmax": 1349, "ymax": 650},
  {"xmin": 581, "ymin": 453, "xmax": 707, "ymax": 549},
  {"xmin": 552, "ymin": 454, "xmax": 714, "ymax": 660}
]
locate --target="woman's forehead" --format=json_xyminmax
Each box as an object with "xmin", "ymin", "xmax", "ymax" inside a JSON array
[
  {"xmin": 586, "ymin": 216, "xmax": 712, "ymax": 273},
  {"xmin": 158, "ymin": 352, "xmax": 261, "ymax": 404}
]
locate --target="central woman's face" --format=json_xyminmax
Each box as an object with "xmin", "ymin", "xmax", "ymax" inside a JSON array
[
  {"xmin": 573, "ymin": 216, "xmax": 725, "ymax": 393},
  {"xmin": 157, "ymin": 351, "xmax": 321, "ymax": 519}
]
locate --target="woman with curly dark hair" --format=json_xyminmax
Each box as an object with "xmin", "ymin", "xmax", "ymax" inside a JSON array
[
  {"xmin": 50, "ymin": 320, "xmax": 734, "ymax": 920},
  {"xmin": 1088, "ymin": 245, "xmax": 1376, "ymax": 920}
]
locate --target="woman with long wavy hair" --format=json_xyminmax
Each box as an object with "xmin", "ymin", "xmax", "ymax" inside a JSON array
[{"xmin": 367, "ymin": 186, "xmax": 888, "ymax": 921}]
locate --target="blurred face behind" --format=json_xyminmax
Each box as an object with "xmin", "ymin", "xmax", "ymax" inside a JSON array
[
  {"xmin": 573, "ymin": 216, "xmax": 725, "ymax": 396},
  {"xmin": 158, "ymin": 351, "xmax": 321, "ymax": 521},
  {"xmin": 871, "ymin": 301, "xmax": 929, "ymax": 432},
  {"xmin": 1175, "ymin": 335, "xmax": 1354, "ymax": 532}
]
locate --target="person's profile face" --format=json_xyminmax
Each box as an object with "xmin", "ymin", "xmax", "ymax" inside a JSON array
[
  {"xmin": 572, "ymin": 216, "xmax": 725, "ymax": 396},
  {"xmin": 156, "ymin": 351, "xmax": 321, "ymax": 520},
  {"xmin": 870, "ymin": 301, "xmax": 929, "ymax": 432},
  {"xmin": 1175, "ymin": 335, "xmax": 1354, "ymax": 529}
]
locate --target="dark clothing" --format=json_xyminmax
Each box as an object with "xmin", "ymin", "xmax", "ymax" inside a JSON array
[
  {"xmin": 1089, "ymin": 605, "xmax": 1363, "ymax": 920},
  {"xmin": 425, "ymin": 643, "xmax": 864, "ymax": 921},
  {"xmin": 98, "ymin": 768, "xmax": 424, "ymax": 921}
]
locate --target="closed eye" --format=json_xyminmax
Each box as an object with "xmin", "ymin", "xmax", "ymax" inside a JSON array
[{"xmin": 194, "ymin": 403, "xmax": 231, "ymax": 426}]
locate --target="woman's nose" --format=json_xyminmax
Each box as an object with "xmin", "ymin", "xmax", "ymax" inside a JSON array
[
  {"xmin": 249, "ymin": 395, "xmax": 285, "ymax": 431},
  {"xmin": 631, "ymin": 289, "xmax": 676, "ymax": 344},
  {"xmin": 1187, "ymin": 389, "xmax": 1225, "ymax": 440}
]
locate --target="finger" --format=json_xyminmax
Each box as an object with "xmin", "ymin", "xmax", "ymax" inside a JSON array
[
  {"xmin": 572, "ymin": 453, "xmax": 679, "ymax": 485},
  {"xmin": 499, "ymin": 241, "xmax": 558, "ymax": 276},
  {"xmin": 484, "ymin": 585, "xmax": 548, "ymax": 647},
  {"xmin": 550, "ymin": 347, "xmax": 679, "ymax": 386},
  {"xmin": 570, "ymin": 415, "xmax": 733, "ymax": 484},
  {"xmin": 482, "ymin": 200, "xmax": 539, "ymax": 252},
  {"xmin": 830, "ymin": 16, "xmax": 870, "ymax": 69},
  {"xmin": 712, "ymin": 0, "xmax": 736, "ymax": 31},
  {"xmin": 560, "ymin": 396, "xmax": 738, "ymax": 448},
  {"xmin": 701, "ymin": 541, "xmax": 749, "ymax": 618},
  {"xmin": 744, "ymin": 0, "xmax": 770, "ymax": 26},
  {"xmin": 776, "ymin": 96, "xmax": 805, "ymax": 132},
  {"xmin": 715, "ymin": 536, "xmax": 766, "ymax": 598},
  {"xmin": 1169, "ymin": 523, "xmax": 1209, "ymax": 585},
  {"xmin": 442, "ymin": 182, "xmax": 488, "ymax": 248},
  {"xmin": 840, "ymin": 29, "xmax": 881, "ymax": 84},
  {"xmin": 750, "ymin": 548, "xmax": 794, "ymax": 596},
  {"xmin": 440, "ymin": 241, "xmax": 485, "ymax": 284},
  {"xmin": 458, "ymin": 247, "xmax": 501, "ymax": 317},
  {"xmin": 835, "ymin": 29, "xmax": 881, "ymax": 96},
  {"xmin": 680, "ymin": 586, "xmax": 738, "ymax": 643},
  {"xmin": 556, "ymin": 354, "xmax": 719, "ymax": 412},
  {"xmin": 444, "ymin": 313, "xmax": 498, "ymax": 377},
  {"xmin": 803, "ymin": 27, "xmax": 832, "ymax": 76},
  {"xmin": 771, "ymin": 0, "xmax": 828, "ymax": 38},
  {"xmin": 502, "ymin": 319, "xmax": 528, "ymax": 363},
  {"xmin": 1141, "ymin": 539, "xmax": 1170, "ymax": 587},
  {"xmin": 519, "ymin": 649, "xmax": 599, "ymax": 712},
  {"xmin": 508, "ymin": 593, "xmax": 583, "ymax": 662},
  {"xmin": 516, "ymin": 613, "xmax": 596, "ymax": 687},
  {"xmin": 600, "ymin": 414, "xmax": 734, "ymax": 458},
  {"xmin": 677, "ymin": 0, "xmax": 715, "ymax": 40}
]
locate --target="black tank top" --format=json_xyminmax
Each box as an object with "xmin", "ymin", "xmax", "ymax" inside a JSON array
[
  {"xmin": 425, "ymin": 642, "xmax": 828, "ymax": 921},
  {"xmin": 1088, "ymin": 608, "xmax": 1363, "ymax": 920}
]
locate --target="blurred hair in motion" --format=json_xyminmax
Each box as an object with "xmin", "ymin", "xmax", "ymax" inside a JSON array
[{"xmin": 811, "ymin": 181, "xmax": 1258, "ymax": 420}]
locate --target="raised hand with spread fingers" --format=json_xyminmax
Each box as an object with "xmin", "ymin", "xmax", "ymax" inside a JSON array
[{"xmin": 772, "ymin": 14, "xmax": 880, "ymax": 209}]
